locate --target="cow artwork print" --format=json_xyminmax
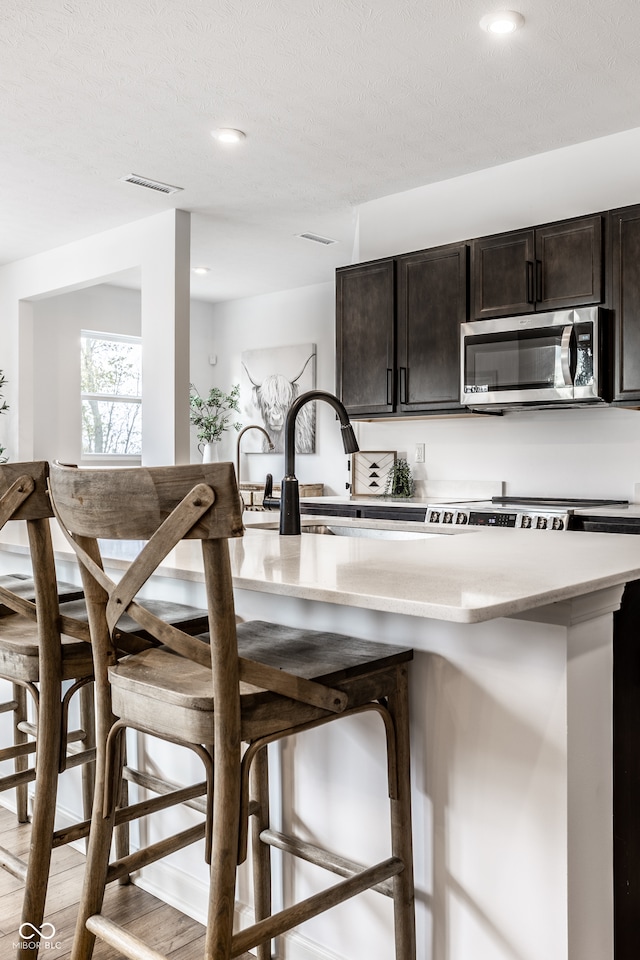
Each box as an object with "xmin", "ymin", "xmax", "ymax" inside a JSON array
[{"xmin": 240, "ymin": 343, "xmax": 317, "ymax": 455}]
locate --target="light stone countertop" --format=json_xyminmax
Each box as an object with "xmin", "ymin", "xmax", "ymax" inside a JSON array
[
  {"xmin": 228, "ymin": 520, "xmax": 640, "ymax": 622},
  {"xmin": 2, "ymin": 515, "xmax": 640, "ymax": 624}
]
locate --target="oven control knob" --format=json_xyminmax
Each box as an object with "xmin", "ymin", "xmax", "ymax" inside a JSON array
[
  {"xmin": 521, "ymin": 515, "xmax": 532, "ymax": 529},
  {"xmin": 442, "ymin": 511, "xmax": 454, "ymax": 524},
  {"xmin": 428, "ymin": 510, "xmax": 441, "ymax": 524},
  {"xmin": 536, "ymin": 516, "xmax": 547, "ymax": 530},
  {"xmin": 455, "ymin": 512, "xmax": 468, "ymax": 524},
  {"xmin": 552, "ymin": 517, "xmax": 564, "ymax": 530}
]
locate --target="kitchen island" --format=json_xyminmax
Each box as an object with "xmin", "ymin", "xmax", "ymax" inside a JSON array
[{"xmin": 2, "ymin": 517, "xmax": 639, "ymax": 960}]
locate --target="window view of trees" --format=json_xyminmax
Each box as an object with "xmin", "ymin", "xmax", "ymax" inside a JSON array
[{"xmin": 81, "ymin": 333, "xmax": 142, "ymax": 456}]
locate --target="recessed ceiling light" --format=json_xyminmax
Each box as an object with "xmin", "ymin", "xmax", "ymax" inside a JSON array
[
  {"xmin": 192, "ymin": 266, "xmax": 211, "ymax": 275},
  {"xmin": 211, "ymin": 128, "xmax": 246, "ymax": 144},
  {"xmin": 480, "ymin": 10, "xmax": 525, "ymax": 33}
]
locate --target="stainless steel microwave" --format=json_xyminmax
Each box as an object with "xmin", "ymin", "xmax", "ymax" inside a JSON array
[{"xmin": 460, "ymin": 307, "xmax": 610, "ymax": 410}]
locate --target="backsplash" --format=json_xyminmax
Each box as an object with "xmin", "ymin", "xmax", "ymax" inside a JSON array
[{"xmin": 356, "ymin": 404, "xmax": 640, "ymax": 502}]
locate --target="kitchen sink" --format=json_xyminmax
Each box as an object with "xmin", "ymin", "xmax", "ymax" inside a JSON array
[
  {"xmin": 248, "ymin": 521, "xmax": 439, "ymax": 540},
  {"xmin": 301, "ymin": 523, "xmax": 438, "ymax": 540}
]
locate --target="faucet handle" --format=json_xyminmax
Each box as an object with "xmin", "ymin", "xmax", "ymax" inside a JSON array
[{"xmin": 263, "ymin": 473, "xmax": 281, "ymax": 511}]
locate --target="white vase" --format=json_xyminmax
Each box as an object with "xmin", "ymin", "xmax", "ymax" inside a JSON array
[{"xmin": 202, "ymin": 442, "xmax": 219, "ymax": 463}]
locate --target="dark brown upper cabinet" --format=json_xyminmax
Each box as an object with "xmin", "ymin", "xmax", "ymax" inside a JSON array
[
  {"xmin": 336, "ymin": 243, "xmax": 467, "ymax": 418},
  {"xmin": 396, "ymin": 243, "xmax": 467, "ymax": 413},
  {"xmin": 336, "ymin": 258, "xmax": 396, "ymax": 418},
  {"xmin": 471, "ymin": 214, "xmax": 603, "ymax": 320},
  {"xmin": 611, "ymin": 204, "xmax": 640, "ymax": 402}
]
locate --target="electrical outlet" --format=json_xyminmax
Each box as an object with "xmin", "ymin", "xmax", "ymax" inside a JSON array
[{"xmin": 415, "ymin": 443, "xmax": 425, "ymax": 463}]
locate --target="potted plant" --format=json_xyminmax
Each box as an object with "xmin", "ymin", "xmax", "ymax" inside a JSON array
[
  {"xmin": 383, "ymin": 456, "xmax": 414, "ymax": 499},
  {"xmin": 189, "ymin": 383, "xmax": 242, "ymax": 461},
  {"xmin": 0, "ymin": 370, "xmax": 8, "ymax": 463}
]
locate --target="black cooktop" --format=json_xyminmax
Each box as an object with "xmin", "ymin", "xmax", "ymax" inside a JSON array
[{"xmin": 492, "ymin": 496, "xmax": 629, "ymax": 509}]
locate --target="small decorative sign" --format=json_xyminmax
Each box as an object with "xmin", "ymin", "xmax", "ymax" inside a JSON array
[{"xmin": 351, "ymin": 451, "xmax": 396, "ymax": 496}]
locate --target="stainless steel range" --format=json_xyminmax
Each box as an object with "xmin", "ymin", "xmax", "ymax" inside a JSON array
[{"xmin": 425, "ymin": 496, "xmax": 629, "ymax": 532}]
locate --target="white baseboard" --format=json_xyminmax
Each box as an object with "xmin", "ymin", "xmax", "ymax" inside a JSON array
[{"xmin": 278, "ymin": 928, "xmax": 348, "ymax": 960}]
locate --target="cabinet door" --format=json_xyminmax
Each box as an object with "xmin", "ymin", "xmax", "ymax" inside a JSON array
[
  {"xmin": 336, "ymin": 260, "xmax": 395, "ymax": 416},
  {"xmin": 536, "ymin": 215, "xmax": 602, "ymax": 311},
  {"xmin": 471, "ymin": 230, "xmax": 535, "ymax": 319},
  {"xmin": 611, "ymin": 205, "xmax": 640, "ymax": 402},
  {"xmin": 397, "ymin": 243, "xmax": 468, "ymax": 412}
]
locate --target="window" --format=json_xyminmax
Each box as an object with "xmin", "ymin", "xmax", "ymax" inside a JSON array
[{"xmin": 81, "ymin": 332, "xmax": 142, "ymax": 457}]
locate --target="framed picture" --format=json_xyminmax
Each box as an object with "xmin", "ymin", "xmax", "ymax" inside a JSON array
[
  {"xmin": 351, "ymin": 451, "xmax": 396, "ymax": 496},
  {"xmin": 240, "ymin": 343, "xmax": 316, "ymax": 454}
]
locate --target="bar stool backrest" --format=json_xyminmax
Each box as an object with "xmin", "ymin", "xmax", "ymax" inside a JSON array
[
  {"xmin": 48, "ymin": 461, "xmax": 245, "ymax": 738},
  {"xmin": 0, "ymin": 461, "xmax": 52, "ymax": 522},
  {"xmin": 0, "ymin": 461, "xmax": 60, "ymax": 625}
]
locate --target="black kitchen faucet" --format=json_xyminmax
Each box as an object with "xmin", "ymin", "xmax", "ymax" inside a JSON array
[{"xmin": 263, "ymin": 390, "xmax": 359, "ymax": 535}]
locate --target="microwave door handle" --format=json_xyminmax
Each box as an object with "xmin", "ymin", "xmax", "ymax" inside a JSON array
[{"xmin": 560, "ymin": 325, "xmax": 574, "ymax": 385}]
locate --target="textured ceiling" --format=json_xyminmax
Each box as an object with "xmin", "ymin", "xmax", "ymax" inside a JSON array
[{"xmin": 3, "ymin": 0, "xmax": 640, "ymax": 301}]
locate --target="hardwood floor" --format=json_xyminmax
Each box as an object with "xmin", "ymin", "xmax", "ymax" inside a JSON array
[{"xmin": 0, "ymin": 805, "xmax": 256, "ymax": 959}]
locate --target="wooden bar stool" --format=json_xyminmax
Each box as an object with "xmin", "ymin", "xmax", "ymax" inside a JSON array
[
  {"xmin": 0, "ymin": 461, "xmax": 212, "ymax": 959},
  {"xmin": 0, "ymin": 573, "xmax": 86, "ymax": 823},
  {"xmin": 0, "ymin": 461, "xmax": 97, "ymax": 954},
  {"xmin": 49, "ymin": 461, "xmax": 416, "ymax": 960}
]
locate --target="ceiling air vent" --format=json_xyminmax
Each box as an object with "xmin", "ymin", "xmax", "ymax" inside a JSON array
[
  {"xmin": 119, "ymin": 174, "xmax": 184, "ymax": 195},
  {"xmin": 295, "ymin": 232, "xmax": 338, "ymax": 245}
]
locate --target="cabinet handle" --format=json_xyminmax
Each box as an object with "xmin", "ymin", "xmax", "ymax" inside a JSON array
[
  {"xmin": 386, "ymin": 368, "xmax": 394, "ymax": 406},
  {"xmin": 535, "ymin": 259, "xmax": 542, "ymax": 303},
  {"xmin": 399, "ymin": 367, "xmax": 408, "ymax": 404},
  {"xmin": 526, "ymin": 261, "xmax": 535, "ymax": 303}
]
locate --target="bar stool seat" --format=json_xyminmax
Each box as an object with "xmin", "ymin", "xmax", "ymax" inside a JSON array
[
  {"xmin": 111, "ymin": 621, "xmax": 412, "ymax": 744},
  {"xmin": 59, "ymin": 596, "xmax": 209, "ymax": 645},
  {"xmin": 0, "ymin": 572, "xmax": 83, "ymax": 614},
  {"xmin": 0, "ymin": 613, "xmax": 93, "ymax": 674}
]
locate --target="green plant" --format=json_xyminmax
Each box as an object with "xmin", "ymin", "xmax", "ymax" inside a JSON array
[
  {"xmin": 0, "ymin": 369, "xmax": 8, "ymax": 463},
  {"xmin": 383, "ymin": 457, "xmax": 414, "ymax": 498},
  {"xmin": 189, "ymin": 383, "xmax": 242, "ymax": 444}
]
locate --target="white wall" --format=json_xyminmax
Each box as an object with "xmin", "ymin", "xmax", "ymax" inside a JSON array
[
  {"xmin": 27, "ymin": 285, "xmax": 222, "ymax": 467},
  {"xmin": 205, "ymin": 130, "xmax": 640, "ymax": 502},
  {"xmin": 357, "ymin": 406, "xmax": 640, "ymax": 501},
  {"xmin": 26, "ymin": 269, "xmax": 640, "ymax": 502},
  {"xmin": 0, "ymin": 209, "xmax": 191, "ymax": 466},
  {"xmin": 205, "ymin": 276, "xmax": 640, "ymax": 499},
  {"xmin": 7, "ymin": 130, "xmax": 640, "ymax": 496},
  {"xmin": 207, "ymin": 281, "xmax": 351, "ymax": 496},
  {"xmin": 32, "ymin": 283, "xmax": 141, "ymax": 464},
  {"xmin": 357, "ymin": 126, "xmax": 640, "ymax": 261}
]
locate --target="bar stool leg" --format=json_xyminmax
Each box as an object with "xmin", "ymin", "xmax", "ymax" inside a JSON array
[
  {"xmin": 387, "ymin": 665, "xmax": 416, "ymax": 960},
  {"xmin": 79, "ymin": 683, "xmax": 96, "ymax": 821},
  {"xmin": 70, "ymin": 728, "xmax": 121, "ymax": 960},
  {"xmin": 113, "ymin": 736, "xmax": 131, "ymax": 885},
  {"xmin": 13, "ymin": 684, "xmax": 29, "ymax": 823},
  {"xmin": 250, "ymin": 745, "xmax": 272, "ymax": 960},
  {"xmin": 204, "ymin": 740, "xmax": 242, "ymax": 960},
  {"xmin": 20, "ymin": 673, "xmax": 63, "ymax": 949}
]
